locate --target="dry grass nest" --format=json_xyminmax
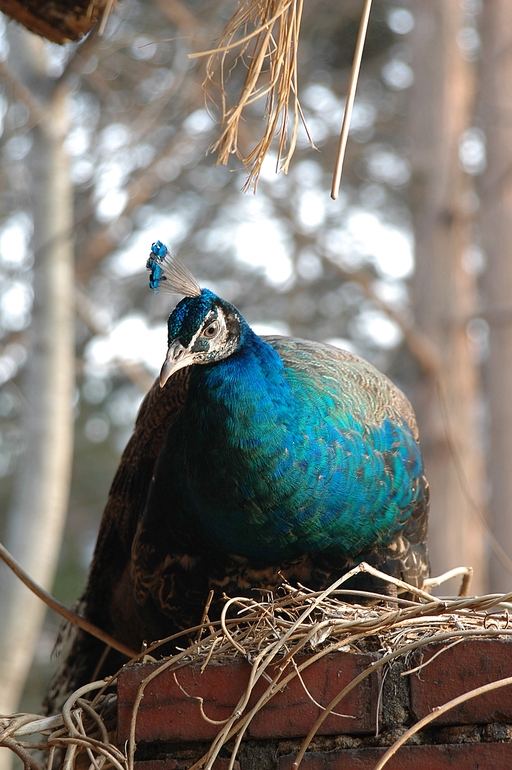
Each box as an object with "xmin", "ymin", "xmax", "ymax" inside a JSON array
[{"xmin": 3, "ymin": 562, "xmax": 512, "ymax": 770}]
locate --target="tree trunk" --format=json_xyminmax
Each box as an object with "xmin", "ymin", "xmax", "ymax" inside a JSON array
[
  {"xmin": 407, "ymin": 0, "xmax": 487, "ymax": 594},
  {"xmin": 478, "ymin": 1, "xmax": 512, "ymax": 592},
  {"xmin": 0, "ymin": 72, "xmax": 75, "ymax": 741}
]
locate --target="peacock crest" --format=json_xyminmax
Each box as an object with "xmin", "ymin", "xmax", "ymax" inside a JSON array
[{"xmin": 146, "ymin": 240, "xmax": 202, "ymax": 298}]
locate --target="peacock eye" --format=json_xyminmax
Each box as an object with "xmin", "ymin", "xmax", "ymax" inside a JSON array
[{"xmin": 203, "ymin": 321, "xmax": 219, "ymax": 338}]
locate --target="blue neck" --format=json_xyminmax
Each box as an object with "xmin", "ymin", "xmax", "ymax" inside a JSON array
[
  {"xmin": 178, "ymin": 329, "xmax": 305, "ymax": 556},
  {"xmin": 188, "ymin": 327, "xmax": 292, "ymax": 419}
]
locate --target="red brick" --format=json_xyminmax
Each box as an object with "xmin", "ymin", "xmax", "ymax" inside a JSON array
[
  {"xmin": 134, "ymin": 760, "xmax": 239, "ymax": 770},
  {"xmin": 409, "ymin": 639, "xmax": 512, "ymax": 724},
  {"xmin": 278, "ymin": 742, "xmax": 512, "ymax": 769},
  {"xmin": 117, "ymin": 652, "xmax": 380, "ymax": 744}
]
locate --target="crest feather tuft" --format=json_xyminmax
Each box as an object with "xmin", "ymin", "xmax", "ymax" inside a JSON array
[{"xmin": 146, "ymin": 241, "xmax": 202, "ymax": 297}]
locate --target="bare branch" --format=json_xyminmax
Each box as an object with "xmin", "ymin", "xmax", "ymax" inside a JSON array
[
  {"xmin": 373, "ymin": 674, "xmax": 512, "ymax": 770},
  {"xmin": 0, "ymin": 541, "xmax": 138, "ymax": 659},
  {"xmin": 0, "ymin": 60, "xmax": 45, "ymax": 127},
  {"xmin": 331, "ymin": 0, "xmax": 373, "ymax": 199},
  {"xmin": 0, "ymin": 735, "xmax": 44, "ymax": 770},
  {"xmin": 324, "ymin": 257, "xmax": 442, "ymax": 377},
  {"xmin": 75, "ymin": 288, "xmax": 155, "ymax": 393}
]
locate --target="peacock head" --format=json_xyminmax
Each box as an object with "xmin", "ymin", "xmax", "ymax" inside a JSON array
[{"xmin": 147, "ymin": 241, "xmax": 245, "ymax": 387}]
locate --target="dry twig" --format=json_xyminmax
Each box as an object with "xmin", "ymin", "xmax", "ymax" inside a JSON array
[
  {"xmin": 2, "ymin": 564, "xmax": 512, "ymax": 770},
  {"xmin": 192, "ymin": 0, "xmax": 374, "ymax": 192},
  {"xmin": 191, "ymin": 0, "xmax": 309, "ymax": 189},
  {"xmin": 0, "ymin": 540, "xmax": 138, "ymax": 658}
]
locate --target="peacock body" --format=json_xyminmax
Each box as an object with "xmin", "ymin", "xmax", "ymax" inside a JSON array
[
  {"xmin": 148, "ymin": 301, "xmax": 423, "ymax": 562},
  {"xmin": 45, "ymin": 242, "xmax": 429, "ymax": 710}
]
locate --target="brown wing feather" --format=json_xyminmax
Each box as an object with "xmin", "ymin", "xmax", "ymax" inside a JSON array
[
  {"xmin": 90, "ymin": 366, "xmax": 191, "ymax": 565},
  {"xmin": 44, "ymin": 367, "xmax": 191, "ymax": 712}
]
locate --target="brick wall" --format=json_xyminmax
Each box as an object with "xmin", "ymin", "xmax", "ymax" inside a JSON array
[{"xmin": 117, "ymin": 639, "xmax": 512, "ymax": 769}]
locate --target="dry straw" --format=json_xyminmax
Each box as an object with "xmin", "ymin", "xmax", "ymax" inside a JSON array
[
  {"xmin": 2, "ymin": 555, "xmax": 512, "ymax": 770},
  {"xmin": 191, "ymin": 0, "xmax": 373, "ymax": 194},
  {"xmin": 191, "ymin": 0, "xmax": 310, "ymax": 190}
]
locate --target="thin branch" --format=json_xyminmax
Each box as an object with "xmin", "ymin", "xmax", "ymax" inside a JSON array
[
  {"xmin": 372, "ymin": 675, "xmax": 512, "ymax": 770},
  {"xmin": 0, "ymin": 60, "xmax": 46, "ymax": 127},
  {"xmin": 331, "ymin": 0, "xmax": 373, "ymax": 199},
  {"xmin": 0, "ymin": 735, "xmax": 44, "ymax": 770},
  {"xmin": 0, "ymin": 541, "xmax": 138, "ymax": 659},
  {"xmin": 324, "ymin": 256, "xmax": 442, "ymax": 377},
  {"xmin": 1, "ymin": 714, "xmax": 63, "ymax": 739},
  {"xmin": 75, "ymin": 288, "xmax": 155, "ymax": 393},
  {"xmin": 98, "ymin": 0, "xmax": 116, "ymax": 36},
  {"xmin": 5, "ymin": 573, "xmax": 512, "ymax": 770},
  {"xmin": 291, "ymin": 626, "xmax": 509, "ymax": 769},
  {"xmin": 423, "ymin": 566, "xmax": 473, "ymax": 595}
]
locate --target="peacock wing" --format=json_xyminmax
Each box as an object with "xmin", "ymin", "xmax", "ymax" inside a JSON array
[
  {"xmin": 263, "ymin": 335, "xmax": 420, "ymax": 439},
  {"xmin": 44, "ymin": 367, "xmax": 191, "ymax": 711},
  {"xmin": 263, "ymin": 335, "xmax": 430, "ymax": 590}
]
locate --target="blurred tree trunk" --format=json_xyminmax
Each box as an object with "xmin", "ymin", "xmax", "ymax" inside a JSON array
[
  {"xmin": 478, "ymin": 1, "xmax": 512, "ymax": 593},
  {"xmin": 407, "ymin": 0, "xmax": 488, "ymax": 593},
  {"xmin": 0, "ymin": 37, "xmax": 74, "ymax": 752}
]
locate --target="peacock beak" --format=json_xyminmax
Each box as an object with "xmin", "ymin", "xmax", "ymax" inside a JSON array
[{"xmin": 160, "ymin": 340, "xmax": 195, "ymax": 387}]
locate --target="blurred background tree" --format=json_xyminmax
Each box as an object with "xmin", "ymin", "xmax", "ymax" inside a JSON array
[{"xmin": 0, "ymin": 0, "xmax": 508, "ymax": 753}]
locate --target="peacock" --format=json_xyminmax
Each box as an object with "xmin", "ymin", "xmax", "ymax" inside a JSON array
[{"xmin": 45, "ymin": 241, "xmax": 429, "ymax": 710}]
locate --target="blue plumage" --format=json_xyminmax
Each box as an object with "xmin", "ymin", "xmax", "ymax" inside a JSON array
[
  {"xmin": 45, "ymin": 241, "xmax": 429, "ymax": 709},
  {"xmin": 158, "ymin": 326, "xmax": 423, "ymax": 562}
]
